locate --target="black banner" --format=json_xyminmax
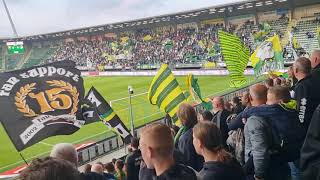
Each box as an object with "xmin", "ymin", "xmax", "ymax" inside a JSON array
[
  {"xmin": 0, "ymin": 60, "xmax": 85, "ymax": 151},
  {"xmin": 84, "ymin": 87, "xmax": 132, "ymax": 144}
]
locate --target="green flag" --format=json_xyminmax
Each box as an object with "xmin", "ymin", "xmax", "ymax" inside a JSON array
[
  {"xmin": 218, "ymin": 30, "xmax": 249, "ymax": 88},
  {"xmin": 148, "ymin": 64, "xmax": 187, "ymax": 125}
]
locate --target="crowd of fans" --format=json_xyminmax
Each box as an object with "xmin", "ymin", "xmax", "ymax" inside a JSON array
[
  {"xmin": 47, "ymin": 23, "xmax": 224, "ymax": 69},
  {"xmin": 46, "ymin": 16, "xmax": 292, "ymax": 70},
  {"xmin": 19, "ymin": 49, "xmax": 320, "ymax": 180}
]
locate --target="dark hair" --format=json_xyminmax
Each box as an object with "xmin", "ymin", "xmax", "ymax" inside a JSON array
[
  {"xmin": 20, "ymin": 157, "xmax": 80, "ymax": 180},
  {"xmin": 130, "ymin": 137, "xmax": 139, "ymax": 149},
  {"xmin": 193, "ymin": 122, "xmax": 232, "ymax": 163},
  {"xmin": 112, "ymin": 158, "xmax": 117, "ymax": 164},
  {"xmin": 105, "ymin": 162, "xmax": 115, "ymax": 173},
  {"xmin": 177, "ymin": 103, "xmax": 197, "ymax": 128},
  {"xmin": 232, "ymin": 96, "xmax": 241, "ymax": 105},
  {"xmin": 171, "ymin": 125, "xmax": 180, "ymax": 135},
  {"xmin": 265, "ymin": 78, "xmax": 274, "ymax": 87},
  {"xmin": 200, "ymin": 110, "xmax": 213, "ymax": 121},
  {"xmin": 83, "ymin": 164, "xmax": 92, "ymax": 173},
  {"xmin": 115, "ymin": 159, "xmax": 124, "ymax": 170}
]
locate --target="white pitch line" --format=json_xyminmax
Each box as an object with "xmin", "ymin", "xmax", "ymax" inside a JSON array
[{"xmin": 39, "ymin": 142, "xmax": 53, "ymax": 147}]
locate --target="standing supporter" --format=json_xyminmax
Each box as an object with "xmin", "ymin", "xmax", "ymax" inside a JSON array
[
  {"xmin": 140, "ymin": 123, "xmax": 197, "ymax": 180},
  {"xmin": 105, "ymin": 162, "xmax": 116, "ymax": 175},
  {"xmin": 244, "ymin": 84, "xmax": 288, "ymax": 180},
  {"xmin": 50, "ymin": 143, "xmax": 106, "ymax": 180},
  {"xmin": 20, "ymin": 157, "xmax": 81, "ymax": 180},
  {"xmin": 115, "ymin": 160, "xmax": 126, "ymax": 180},
  {"xmin": 231, "ymin": 96, "xmax": 245, "ymax": 114},
  {"xmin": 125, "ymin": 137, "xmax": 142, "ymax": 180},
  {"xmin": 293, "ymin": 57, "xmax": 319, "ymax": 135},
  {"xmin": 300, "ymin": 49, "xmax": 320, "ymax": 180},
  {"xmin": 193, "ymin": 121, "xmax": 245, "ymax": 180},
  {"xmin": 212, "ymin": 97, "xmax": 230, "ymax": 146},
  {"xmin": 176, "ymin": 103, "xmax": 204, "ymax": 171},
  {"xmin": 96, "ymin": 162, "xmax": 116, "ymax": 180},
  {"xmin": 198, "ymin": 110, "xmax": 213, "ymax": 122}
]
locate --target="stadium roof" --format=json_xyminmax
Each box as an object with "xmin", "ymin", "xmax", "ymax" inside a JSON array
[{"xmin": 1, "ymin": 0, "xmax": 319, "ymax": 42}]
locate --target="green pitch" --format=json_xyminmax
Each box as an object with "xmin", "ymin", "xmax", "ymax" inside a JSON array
[{"xmin": 0, "ymin": 75, "xmax": 255, "ymax": 173}]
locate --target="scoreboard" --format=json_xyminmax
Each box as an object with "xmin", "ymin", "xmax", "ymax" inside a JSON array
[{"xmin": 6, "ymin": 41, "xmax": 25, "ymax": 54}]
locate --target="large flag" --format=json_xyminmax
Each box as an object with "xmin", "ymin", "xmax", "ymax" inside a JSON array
[
  {"xmin": 0, "ymin": 60, "xmax": 85, "ymax": 151},
  {"xmin": 218, "ymin": 30, "xmax": 250, "ymax": 88},
  {"xmin": 250, "ymin": 35, "xmax": 284, "ymax": 77},
  {"xmin": 148, "ymin": 64, "xmax": 187, "ymax": 125},
  {"xmin": 84, "ymin": 87, "xmax": 132, "ymax": 144}
]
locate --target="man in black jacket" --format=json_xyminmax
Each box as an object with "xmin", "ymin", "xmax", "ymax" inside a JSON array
[
  {"xmin": 139, "ymin": 123, "xmax": 197, "ymax": 180},
  {"xmin": 300, "ymin": 50, "xmax": 320, "ymax": 180},
  {"xmin": 125, "ymin": 137, "xmax": 142, "ymax": 180},
  {"xmin": 212, "ymin": 96, "xmax": 230, "ymax": 146},
  {"xmin": 293, "ymin": 57, "xmax": 319, "ymax": 135}
]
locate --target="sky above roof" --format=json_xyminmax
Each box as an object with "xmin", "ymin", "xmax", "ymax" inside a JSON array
[{"xmin": 0, "ymin": 0, "xmax": 245, "ymax": 38}]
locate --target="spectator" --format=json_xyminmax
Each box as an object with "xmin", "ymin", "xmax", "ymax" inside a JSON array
[
  {"xmin": 199, "ymin": 110, "xmax": 213, "ymax": 122},
  {"xmin": 139, "ymin": 123, "xmax": 197, "ymax": 180},
  {"xmin": 224, "ymin": 101, "xmax": 233, "ymax": 113},
  {"xmin": 212, "ymin": 96, "xmax": 230, "ymax": 146},
  {"xmin": 231, "ymin": 96, "xmax": 245, "ymax": 114},
  {"xmin": 115, "ymin": 160, "xmax": 126, "ymax": 180},
  {"xmin": 84, "ymin": 164, "xmax": 92, "ymax": 173},
  {"xmin": 300, "ymin": 49, "xmax": 320, "ymax": 180},
  {"xmin": 293, "ymin": 57, "xmax": 317, "ymax": 135},
  {"xmin": 264, "ymin": 78, "xmax": 274, "ymax": 89},
  {"xmin": 244, "ymin": 84, "xmax": 290, "ymax": 180},
  {"xmin": 20, "ymin": 157, "xmax": 81, "ymax": 180},
  {"xmin": 91, "ymin": 163, "xmax": 105, "ymax": 175},
  {"xmin": 300, "ymin": 105, "xmax": 320, "ymax": 180},
  {"xmin": 50, "ymin": 143, "xmax": 78, "ymax": 167},
  {"xmin": 125, "ymin": 137, "xmax": 142, "ymax": 180},
  {"xmin": 193, "ymin": 121, "xmax": 245, "ymax": 180},
  {"xmin": 105, "ymin": 162, "xmax": 116, "ymax": 175},
  {"xmin": 241, "ymin": 91, "xmax": 251, "ymax": 108},
  {"xmin": 96, "ymin": 162, "xmax": 116, "ymax": 180},
  {"xmin": 50, "ymin": 143, "xmax": 106, "ymax": 180},
  {"xmin": 176, "ymin": 103, "xmax": 204, "ymax": 171}
]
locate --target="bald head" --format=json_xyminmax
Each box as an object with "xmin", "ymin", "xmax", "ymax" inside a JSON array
[
  {"xmin": 311, "ymin": 49, "xmax": 320, "ymax": 69},
  {"xmin": 50, "ymin": 143, "xmax": 78, "ymax": 166},
  {"xmin": 249, "ymin": 84, "xmax": 268, "ymax": 106},
  {"xmin": 91, "ymin": 164, "xmax": 104, "ymax": 174}
]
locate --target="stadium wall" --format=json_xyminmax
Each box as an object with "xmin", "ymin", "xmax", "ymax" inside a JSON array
[{"xmin": 81, "ymin": 69, "xmax": 255, "ymax": 76}]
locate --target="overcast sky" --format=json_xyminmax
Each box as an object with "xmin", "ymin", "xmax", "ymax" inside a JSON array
[{"xmin": 0, "ymin": 0, "xmax": 244, "ymax": 38}]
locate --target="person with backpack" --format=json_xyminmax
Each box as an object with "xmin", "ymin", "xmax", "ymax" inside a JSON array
[{"xmin": 244, "ymin": 86, "xmax": 304, "ymax": 180}]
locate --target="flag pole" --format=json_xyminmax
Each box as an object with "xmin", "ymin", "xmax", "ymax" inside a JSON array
[
  {"xmin": 128, "ymin": 86, "xmax": 135, "ymax": 137},
  {"xmin": 19, "ymin": 153, "xmax": 28, "ymax": 165}
]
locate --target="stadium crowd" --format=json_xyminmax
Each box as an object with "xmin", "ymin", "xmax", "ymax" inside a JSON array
[
  {"xmin": 46, "ymin": 17, "xmax": 291, "ymax": 70},
  {"xmin": 47, "ymin": 23, "xmax": 224, "ymax": 69},
  {"xmin": 19, "ymin": 49, "xmax": 320, "ymax": 180}
]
